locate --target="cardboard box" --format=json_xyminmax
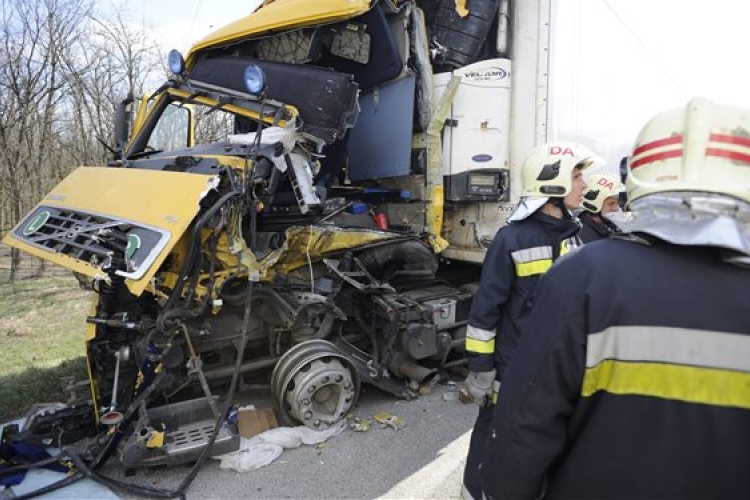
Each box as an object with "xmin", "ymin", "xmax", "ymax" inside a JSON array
[{"xmin": 238, "ymin": 407, "xmax": 279, "ymax": 438}]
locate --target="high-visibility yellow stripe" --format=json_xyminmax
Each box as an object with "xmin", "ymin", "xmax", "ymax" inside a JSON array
[
  {"xmin": 582, "ymin": 360, "xmax": 750, "ymax": 410},
  {"xmin": 560, "ymin": 240, "xmax": 570, "ymax": 255},
  {"xmin": 515, "ymin": 259, "xmax": 552, "ymax": 277},
  {"xmin": 466, "ymin": 337, "xmax": 495, "ymax": 354}
]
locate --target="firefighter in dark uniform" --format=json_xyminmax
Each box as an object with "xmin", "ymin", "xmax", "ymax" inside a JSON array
[
  {"xmin": 481, "ymin": 97, "xmax": 750, "ymax": 499},
  {"xmin": 578, "ymin": 173, "xmax": 622, "ymax": 243},
  {"xmin": 459, "ymin": 141, "xmax": 602, "ymax": 500}
]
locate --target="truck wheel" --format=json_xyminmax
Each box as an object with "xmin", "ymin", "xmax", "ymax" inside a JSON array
[{"xmin": 271, "ymin": 340, "xmax": 360, "ymax": 429}]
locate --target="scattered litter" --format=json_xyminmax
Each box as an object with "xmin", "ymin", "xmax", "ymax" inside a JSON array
[
  {"xmin": 238, "ymin": 407, "xmax": 278, "ymax": 438},
  {"xmin": 315, "ymin": 443, "xmax": 327, "ymax": 455},
  {"xmin": 419, "ymin": 384, "xmax": 433, "ymax": 396},
  {"xmin": 213, "ymin": 421, "xmax": 346, "ymax": 472},
  {"xmin": 0, "ymin": 420, "xmax": 118, "ymax": 500},
  {"xmin": 347, "ymin": 416, "xmax": 370, "ymax": 432},
  {"xmin": 373, "ymin": 412, "xmax": 406, "ymax": 430},
  {"xmin": 442, "ymin": 391, "xmax": 457, "ymax": 402}
]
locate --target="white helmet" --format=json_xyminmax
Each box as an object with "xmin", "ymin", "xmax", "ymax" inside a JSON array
[
  {"xmin": 520, "ymin": 141, "xmax": 601, "ymax": 198},
  {"xmin": 627, "ymin": 97, "xmax": 750, "ymax": 206},
  {"xmin": 582, "ymin": 173, "xmax": 622, "ymax": 213}
]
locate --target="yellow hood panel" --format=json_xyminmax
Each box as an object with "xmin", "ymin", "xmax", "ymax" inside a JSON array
[
  {"xmin": 187, "ymin": 0, "xmax": 370, "ymax": 64},
  {"xmin": 2, "ymin": 167, "xmax": 219, "ymax": 296}
]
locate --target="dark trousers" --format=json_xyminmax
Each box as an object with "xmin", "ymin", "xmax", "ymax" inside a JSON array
[{"xmin": 463, "ymin": 405, "xmax": 495, "ymax": 499}]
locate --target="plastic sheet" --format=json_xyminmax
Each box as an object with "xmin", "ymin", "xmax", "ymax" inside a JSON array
[{"xmin": 0, "ymin": 419, "xmax": 117, "ymax": 500}]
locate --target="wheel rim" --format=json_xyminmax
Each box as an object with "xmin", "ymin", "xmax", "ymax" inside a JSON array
[{"xmin": 271, "ymin": 340, "xmax": 360, "ymax": 429}]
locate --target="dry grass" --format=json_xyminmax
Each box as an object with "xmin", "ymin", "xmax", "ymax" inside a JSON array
[
  {"xmin": 0, "ymin": 274, "xmax": 92, "ymax": 420},
  {"xmin": 0, "ymin": 274, "xmax": 92, "ymax": 375}
]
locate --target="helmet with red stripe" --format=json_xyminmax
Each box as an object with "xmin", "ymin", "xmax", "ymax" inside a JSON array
[{"xmin": 627, "ymin": 98, "xmax": 750, "ymax": 206}]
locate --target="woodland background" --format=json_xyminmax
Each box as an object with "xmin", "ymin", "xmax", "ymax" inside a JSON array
[{"xmin": 0, "ymin": 0, "xmax": 166, "ymax": 283}]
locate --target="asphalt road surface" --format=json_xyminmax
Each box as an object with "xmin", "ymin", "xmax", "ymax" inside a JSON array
[{"xmin": 101, "ymin": 381, "xmax": 478, "ymax": 500}]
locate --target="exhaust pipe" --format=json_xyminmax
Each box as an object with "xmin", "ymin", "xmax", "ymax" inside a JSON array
[{"xmin": 390, "ymin": 355, "xmax": 438, "ymax": 385}]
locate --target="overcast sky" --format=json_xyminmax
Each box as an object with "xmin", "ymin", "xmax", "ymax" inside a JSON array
[
  {"xmin": 100, "ymin": 0, "xmax": 749, "ymax": 170},
  {"xmin": 551, "ymin": 0, "xmax": 750, "ymax": 170}
]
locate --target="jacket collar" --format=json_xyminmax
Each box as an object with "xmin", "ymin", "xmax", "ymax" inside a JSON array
[
  {"xmin": 528, "ymin": 208, "xmax": 581, "ymax": 239},
  {"xmin": 580, "ymin": 212, "xmax": 614, "ymax": 237}
]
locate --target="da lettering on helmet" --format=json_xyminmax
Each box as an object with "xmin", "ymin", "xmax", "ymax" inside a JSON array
[
  {"xmin": 550, "ymin": 146, "xmax": 575, "ymax": 156},
  {"xmin": 597, "ymin": 177, "xmax": 615, "ymax": 190}
]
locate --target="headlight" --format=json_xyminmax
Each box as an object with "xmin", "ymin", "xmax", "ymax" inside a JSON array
[
  {"xmin": 168, "ymin": 49, "xmax": 185, "ymax": 75},
  {"xmin": 244, "ymin": 65, "xmax": 266, "ymax": 95}
]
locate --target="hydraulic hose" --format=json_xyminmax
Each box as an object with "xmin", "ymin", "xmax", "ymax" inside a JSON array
[
  {"xmin": 12, "ymin": 472, "xmax": 85, "ymax": 500},
  {"xmin": 65, "ymin": 194, "xmax": 257, "ymax": 499},
  {"xmin": 157, "ymin": 186, "xmax": 243, "ymax": 331},
  {"xmin": 8, "ymin": 259, "xmax": 257, "ymax": 500},
  {"xmin": 9, "ymin": 149, "xmax": 256, "ymax": 500},
  {"xmin": 357, "ymin": 239, "xmax": 439, "ymax": 281},
  {"xmin": 66, "ymin": 449, "xmax": 177, "ymax": 499},
  {"xmin": 172, "ymin": 181, "xmax": 258, "ymax": 496},
  {"xmin": 0, "ymin": 454, "xmax": 63, "ymax": 479}
]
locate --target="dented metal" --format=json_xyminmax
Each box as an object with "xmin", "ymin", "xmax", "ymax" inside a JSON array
[{"xmin": 1, "ymin": 0, "xmax": 551, "ymax": 477}]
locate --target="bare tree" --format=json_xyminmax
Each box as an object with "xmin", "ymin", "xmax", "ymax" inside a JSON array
[
  {"xmin": 63, "ymin": 9, "xmax": 162, "ymax": 164},
  {"xmin": 0, "ymin": 0, "xmax": 163, "ymax": 282},
  {"xmin": 0, "ymin": 0, "xmax": 92, "ymax": 281}
]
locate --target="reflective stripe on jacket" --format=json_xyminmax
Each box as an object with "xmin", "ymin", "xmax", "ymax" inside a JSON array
[
  {"xmin": 465, "ymin": 209, "xmax": 580, "ymax": 375},
  {"xmin": 481, "ymin": 237, "xmax": 750, "ymax": 499}
]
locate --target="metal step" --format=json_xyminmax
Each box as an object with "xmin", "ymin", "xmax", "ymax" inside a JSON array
[
  {"xmin": 121, "ymin": 397, "xmax": 240, "ymax": 468},
  {"xmin": 164, "ymin": 420, "xmax": 237, "ymax": 461}
]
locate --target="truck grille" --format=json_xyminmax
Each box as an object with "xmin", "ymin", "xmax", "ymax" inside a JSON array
[{"xmin": 14, "ymin": 205, "xmax": 169, "ymax": 279}]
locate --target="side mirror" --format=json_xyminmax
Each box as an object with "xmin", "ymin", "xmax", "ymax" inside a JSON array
[{"xmin": 114, "ymin": 93, "xmax": 135, "ymax": 157}]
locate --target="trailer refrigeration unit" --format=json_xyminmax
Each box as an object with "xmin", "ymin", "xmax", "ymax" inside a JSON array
[{"xmin": 2, "ymin": 0, "xmax": 552, "ymax": 469}]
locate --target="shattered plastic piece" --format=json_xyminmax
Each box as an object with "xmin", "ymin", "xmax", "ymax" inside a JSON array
[
  {"xmin": 228, "ymin": 126, "xmax": 299, "ymax": 152},
  {"xmin": 442, "ymin": 391, "xmax": 457, "ymax": 402},
  {"xmin": 373, "ymin": 412, "xmax": 405, "ymax": 430}
]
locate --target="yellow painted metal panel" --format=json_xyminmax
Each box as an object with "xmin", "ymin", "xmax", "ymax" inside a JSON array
[
  {"xmin": 2, "ymin": 167, "xmax": 219, "ymax": 296},
  {"xmin": 186, "ymin": 0, "xmax": 370, "ymax": 65},
  {"xmin": 40, "ymin": 167, "xmax": 215, "ymax": 232}
]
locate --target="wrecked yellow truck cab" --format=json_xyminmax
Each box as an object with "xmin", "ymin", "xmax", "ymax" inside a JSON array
[
  {"xmin": 2, "ymin": 0, "xmax": 553, "ymax": 484},
  {"xmin": 6, "ymin": 167, "xmax": 221, "ymax": 295},
  {"xmin": 186, "ymin": 0, "xmax": 372, "ymax": 58}
]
